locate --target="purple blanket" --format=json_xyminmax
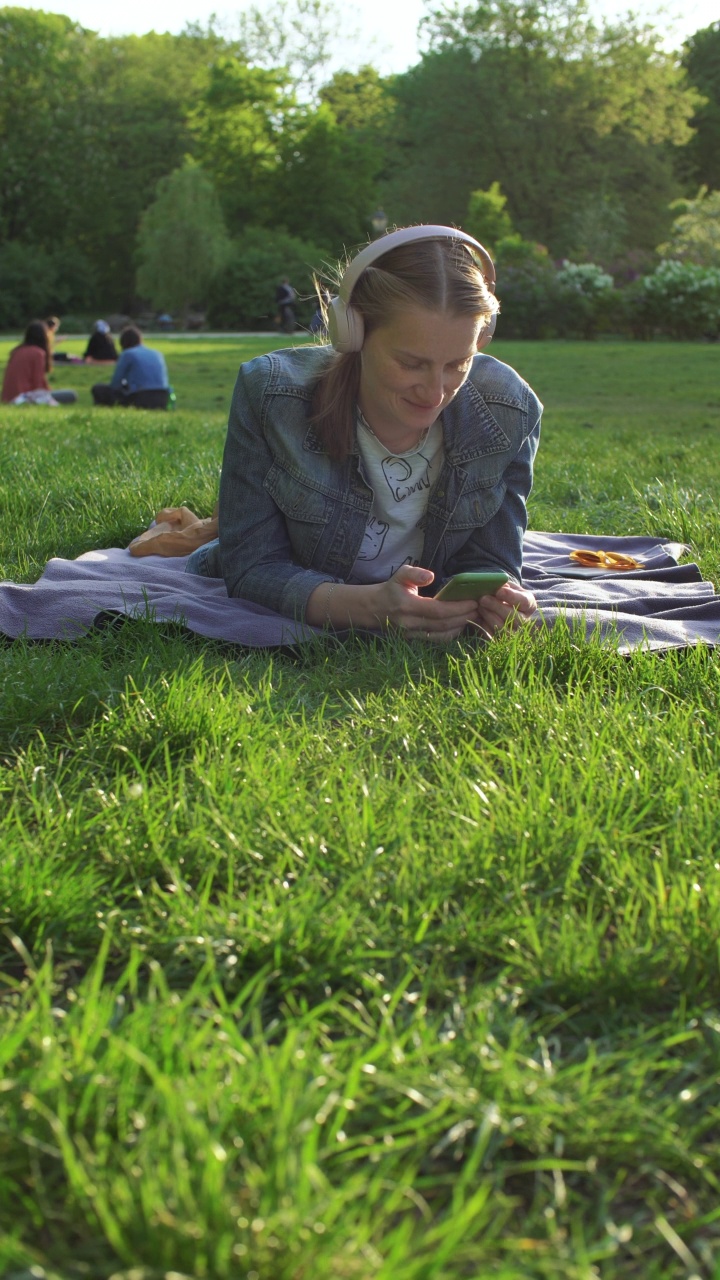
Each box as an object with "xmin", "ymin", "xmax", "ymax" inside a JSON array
[{"xmin": 0, "ymin": 533, "xmax": 718, "ymax": 653}]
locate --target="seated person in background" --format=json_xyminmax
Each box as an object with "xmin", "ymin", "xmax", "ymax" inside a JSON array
[
  {"xmin": 84, "ymin": 320, "xmax": 118, "ymax": 363},
  {"xmin": 1, "ymin": 320, "xmax": 77, "ymax": 404},
  {"xmin": 91, "ymin": 325, "xmax": 169, "ymax": 409},
  {"xmin": 44, "ymin": 315, "xmax": 60, "ymax": 367}
]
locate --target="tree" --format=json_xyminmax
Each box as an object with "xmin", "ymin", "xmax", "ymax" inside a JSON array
[
  {"xmin": 136, "ymin": 161, "xmax": 230, "ymax": 325},
  {"xmin": 682, "ymin": 22, "xmax": 720, "ymax": 191},
  {"xmin": 206, "ymin": 225, "xmax": 327, "ymax": 329},
  {"xmin": 190, "ymin": 58, "xmax": 294, "ymax": 232},
  {"xmin": 385, "ymin": 0, "xmax": 700, "ymax": 257},
  {"xmin": 81, "ymin": 30, "xmax": 219, "ymax": 307},
  {"xmin": 0, "ymin": 8, "xmax": 97, "ymax": 245},
  {"xmin": 465, "ymin": 183, "xmax": 514, "ymax": 253},
  {"xmin": 658, "ymin": 186, "xmax": 720, "ymax": 267},
  {"xmin": 235, "ymin": 0, "xmax": 355, "ymax": 102}
]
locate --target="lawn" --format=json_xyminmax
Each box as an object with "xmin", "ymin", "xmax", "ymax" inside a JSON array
[{"xmin": 1, "ymin": 337, "xmax": 719, "ymax": 1279}]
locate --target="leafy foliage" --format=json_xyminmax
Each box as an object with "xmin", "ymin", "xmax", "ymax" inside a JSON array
[
  {"xmin": 681, "ymin": 21, "xmax": 720, "ymax": 191},
  {"xmin": 633, "ymin": 258, "xmax": 720, "ymax": 339},
  {"xmin": 385, "ymin": 0, "xmax": 699, "ymax": 257},
  {"xmin": 136, "ymin": 161, "xmax": 230, "ymax": 321},
  {"xmin": 0, "ymin": 1, "xmax": 715, "ymax": 325},
  {"xmin": 206, "ymin": 226, "xmax": 328, "ymax": 329},
  {"xmin": 465, "ymin": 182, "xmax": 514, "ymax": 254},
  {"xmin": 659, "ymin": 185, "xmax": 720, "ymax": 267}
]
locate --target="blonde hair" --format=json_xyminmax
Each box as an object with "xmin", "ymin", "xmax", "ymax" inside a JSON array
[{"xmin": 310, "ymin": 238, "xmax": 498, "ymax": 461}]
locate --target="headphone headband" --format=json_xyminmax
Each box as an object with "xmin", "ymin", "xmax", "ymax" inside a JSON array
[
  {"xmin": 328, "ymin": 224, "xmax": 497, "ymax": 354},
  {"xmin": 338, "ymin": 224, "xmax": 496, "ymax": 303}
]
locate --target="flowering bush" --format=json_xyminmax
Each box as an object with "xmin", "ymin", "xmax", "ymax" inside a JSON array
[
  {"xmin": 635, "ymin": 259, "xmax": 720, "ymax": 340},
  {"xmin": 553, "ymin": 261, "xmax": 616, "ymax": 338}
]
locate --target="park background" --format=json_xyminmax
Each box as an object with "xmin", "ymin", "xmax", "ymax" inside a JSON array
[
  {"xmin": 1, "ymin": 0, "xmax": 719, "ymax": 336},
  {"xmin": 3, "ymin": 3, "xmax": 720, "ymax": 1279}
]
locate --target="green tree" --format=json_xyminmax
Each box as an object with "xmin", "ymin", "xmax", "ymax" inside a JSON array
[
  {"xmin": 682, "ymin": 23, "xmax": 720, "ymax": 191},
  {"xmin": 465, "ymin": 183, "xmax": 514, "ymax": 253},
  {"xmin": 0, "ymin": 8, "xmax": 96, "ymax": 245},
  {"xmin": 658, "ymin": 186, "xmax": 720, "ymax": 267},
  {"xmin": 386, "ymin": 0, "xmax": 700, "ymax": 257},
  {"xmin": 191, "ymin": 58, "xmax": 294, "ymax": 231},
  {"xmin": 82, "ymin": 30, "xmax": 220, "ymax": 307},
  {"xmin": 235, "ymin": 0, "xmax": 350, "ymax": 102},
  {"xmin": 136, "ymin": 161, "xmax": 230, "ymax": 325},
  {"xmin": 206, "ymin": 225, "xmax": 327, "ymax": 329}
]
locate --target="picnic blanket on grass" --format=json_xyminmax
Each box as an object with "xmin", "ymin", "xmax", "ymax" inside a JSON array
[{"xmin": 1, "ymin": 532, "xmax": 718, "ymax": 654}]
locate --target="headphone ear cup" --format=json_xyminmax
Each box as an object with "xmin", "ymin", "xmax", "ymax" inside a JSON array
[
  {"xmin": 328, "ymin": 296, "xmax": 364, "ymax": 353},
  {"xmin": 476, "ymin": 310, "xmax": 497, "ymax": 351}
]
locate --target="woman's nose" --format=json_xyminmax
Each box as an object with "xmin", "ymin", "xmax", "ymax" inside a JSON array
[{"xmin": 419, "ymin": 369, "xmax": 445, "ymax": 405}]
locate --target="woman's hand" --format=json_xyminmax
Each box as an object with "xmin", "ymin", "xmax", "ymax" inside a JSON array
[
  {"xmin": 474, "ymin": 580, "xmax": 537, "ymax": 635},
  {"xmin": 371, "ymin": 566, "xmax": 480, "ymax": 642},
  {"xmin": 308, "ymin": 568, "xmax": 536, "ymax": 643}
]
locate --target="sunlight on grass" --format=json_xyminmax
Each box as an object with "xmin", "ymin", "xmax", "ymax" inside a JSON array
[{"xmin": 1, "ymin": 339, "xmax": 720, "ymax": 1277}]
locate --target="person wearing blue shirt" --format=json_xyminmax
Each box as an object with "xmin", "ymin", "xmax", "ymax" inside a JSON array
[{"xmin": 91, "ymin": 326, "xmax": 170, "ymax": 409}]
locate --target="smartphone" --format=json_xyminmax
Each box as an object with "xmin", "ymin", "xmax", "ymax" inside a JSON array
[{"xmin": 435, "ymin": 571, "xmax": 509, "ymax": 601}]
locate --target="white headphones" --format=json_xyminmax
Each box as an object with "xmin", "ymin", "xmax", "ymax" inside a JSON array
[{"xmin": 327, "ymin": 224, "xmax": 497, "ymax": 354}]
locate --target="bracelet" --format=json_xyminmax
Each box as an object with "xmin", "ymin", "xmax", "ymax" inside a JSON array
[{"xmin": 325, "ymin": 581, "xmax": 338, "ymax": 626}]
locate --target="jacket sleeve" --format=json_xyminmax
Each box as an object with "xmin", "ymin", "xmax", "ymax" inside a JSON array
[
  {"xmin": 441, "ymin": 390, "xmax": 542, "ymax": 584},
  {"xmin": 218, "ymin": 360, "xmax": 335, "ymax": 618}
]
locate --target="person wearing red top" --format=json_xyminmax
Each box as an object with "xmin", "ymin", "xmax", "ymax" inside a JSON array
[{"xmin": 1, "ymin": 321, "xmax": 77, "ymax": 404}]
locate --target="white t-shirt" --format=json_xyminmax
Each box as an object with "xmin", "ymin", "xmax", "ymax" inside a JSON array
[{"xmin": 349, "ymin": 412, "xmax": 444, "ymax": 583}]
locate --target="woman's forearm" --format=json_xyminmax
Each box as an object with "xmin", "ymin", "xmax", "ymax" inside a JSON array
[{"xmin": 306, "ymin": 580, "xmax": 386, "ymax": 630}]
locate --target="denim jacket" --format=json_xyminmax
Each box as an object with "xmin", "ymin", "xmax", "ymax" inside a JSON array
[{"xmin": 201, "ymin": 345, "xmax": 542, "ymax": 619}]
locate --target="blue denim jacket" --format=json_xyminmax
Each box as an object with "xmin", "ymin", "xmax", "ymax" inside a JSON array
[{"xmin": 196, "ymin": 345, "xmax": 542, "ymax": 619}]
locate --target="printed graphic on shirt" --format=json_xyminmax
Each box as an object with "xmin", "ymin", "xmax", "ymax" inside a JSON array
[
  {"xmin": 390, "ymin": 554, "xmax": 422, "ymax": 574},
  {"xmin": 381, "ymin": 451, "xmax": 431, "ymax": 503},
  {"xmin": 356, "ymin": 514, "xmax": 390, "ymax": 562}
]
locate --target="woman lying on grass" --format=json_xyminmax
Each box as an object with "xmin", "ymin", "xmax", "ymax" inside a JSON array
[{"xmin": 130, "ymin": 225, "xmax": 541, "ymax": 643}]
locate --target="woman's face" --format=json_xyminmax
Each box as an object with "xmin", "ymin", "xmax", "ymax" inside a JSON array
[{"xmin": 358, "ymin": 306, "xmax": 484, "ymax": 446}]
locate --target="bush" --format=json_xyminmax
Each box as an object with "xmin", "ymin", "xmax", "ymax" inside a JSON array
[
  {"xmin": 0, "ymin": 241, "xmax": 97, "ymax": 329},
  {"xmin": 494, "ymin": 243, "xmax": 619, "ymax": 339},
  {"xmin": 631, "ymin": 259, "xmax": 720, "ymax": 340},
  {"xmin": 553, "ymin": 261, "xmax": 616, "ymax": 339},
  {"xmin": 206, "ymin": 227, "xmax": 329, "ymax": 331},
  {"xmin": 493, "ymin": 237, "xmax": 557, "ymax": 338}
]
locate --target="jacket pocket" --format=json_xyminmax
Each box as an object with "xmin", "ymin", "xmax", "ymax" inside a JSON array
[
  {"xmin": 264, "ymin": 463, "xmax": 332, "ymax": 560},
  {"xmin": 444, "ymin": 479, "xmax": 506, "ymax": 531}
]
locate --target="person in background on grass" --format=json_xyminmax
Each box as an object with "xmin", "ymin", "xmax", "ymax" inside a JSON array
[
  {"xmin": 131, "ymin": 225, "xmax": 541, "ymax": 643},
  {"xmin": 91, "ymin": 325, "xmax": 169, "ymax": 409},
  {"xmin": 275, "ymin": 277, "xmax": 296, "ymax": 333},
  {"xmin": 44, "ymin": 315, "xmax": 60, "ymax": 368},
  {"xmin": 84, "ymin": 320, "xmax": 118, "ymax": 363},
  {"xmin": 1, "ymin": 320, "xmax": 78, "ymax": 405}
]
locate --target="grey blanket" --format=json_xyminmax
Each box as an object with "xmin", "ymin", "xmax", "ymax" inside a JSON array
[{"xmin": 0, "ymin": 532, "xmax": 717, "ymax": 653}]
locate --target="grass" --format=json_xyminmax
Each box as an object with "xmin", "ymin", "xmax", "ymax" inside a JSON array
[{"xmin": 1, "ymin": 337, "xmax": 719, "ymax": 1279}]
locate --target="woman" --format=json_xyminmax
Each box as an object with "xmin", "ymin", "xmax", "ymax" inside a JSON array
[
  {"xmin": 1, "ymin": 320, "xmax": 77, "ymax": 405},
  {"xmin": 83, "ymin": 320, "xmax": 118, "ymax": 363},
  {"xmin": 135, "ymin": 226, "xmax": 541, "ymax": 641}
]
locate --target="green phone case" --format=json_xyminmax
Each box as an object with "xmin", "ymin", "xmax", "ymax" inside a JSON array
[{"xmin": 435, "ymin": 571, "xmax": 509, "ymax": 601}]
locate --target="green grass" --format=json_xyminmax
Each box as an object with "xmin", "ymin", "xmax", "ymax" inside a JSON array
[{"xmin": 1, "ymin": 338, "xmax": 720, "ymax": 1279}]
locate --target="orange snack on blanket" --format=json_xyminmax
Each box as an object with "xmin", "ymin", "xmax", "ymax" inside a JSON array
[{"xmin": 569, "ymin": 549, "xmax": 643, "ymax": 571}]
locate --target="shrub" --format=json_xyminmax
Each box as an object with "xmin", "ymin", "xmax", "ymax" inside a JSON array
[
  {"xmin": 493, "ymin": 237, "xmax": 557, "ymax": 338},
  {"xmin": 206, "ymin": 227, "xmax": 329, "ymax": 331},
  {"xmin": 553, "ymin": 260, "xmax": 616, "ymax": 338},
  {"xmin": 635, "ymin": 259, "xmax": 720, "ymax": 339},
  {"xmin": 0, "ymin": 241, "xmax": 97, "ymax": 329}
]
